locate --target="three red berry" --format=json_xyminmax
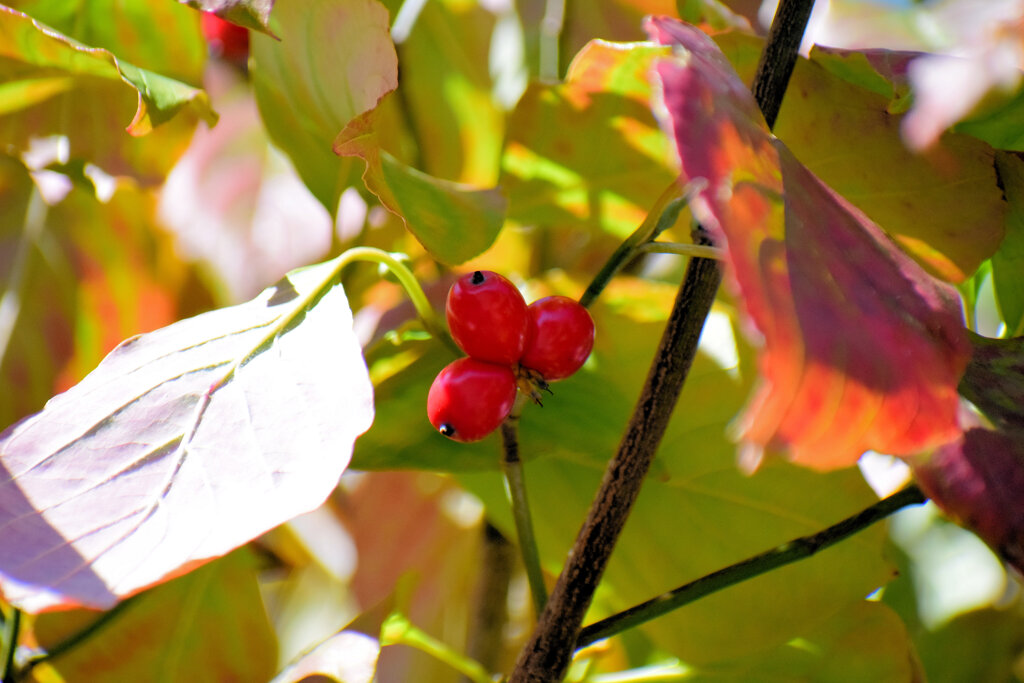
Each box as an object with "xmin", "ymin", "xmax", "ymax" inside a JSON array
[{"xmin": 428, "ymin": 271, "xmax": 595, "ymax": 442}]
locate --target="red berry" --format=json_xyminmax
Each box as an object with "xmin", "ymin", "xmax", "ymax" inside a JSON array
[
  {"xmin": 519, "ymin": 296, "xmax": 594, "ymax": 381},
  {"xmin": 427, "ymin": 358, "xmax": 517, "ymax": 442},
  {"xmin": 446, "ymin": 271, "xmax": 529, "ymax": 365},
  {"xmin": 200, "ymin": 13, "xmax": 250, "ymax": 64}
]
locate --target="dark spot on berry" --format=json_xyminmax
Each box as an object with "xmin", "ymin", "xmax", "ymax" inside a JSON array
[
  {"xmin": 470, "ymin": 271, "xmax": 485, "ymax": 285},
  {"xmin": 439, "ymin": 423, "xmax": 456, "ymax": 437}
]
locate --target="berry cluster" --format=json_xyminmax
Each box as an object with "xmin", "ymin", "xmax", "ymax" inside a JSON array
[{"xmin": 428, "ymin": 271, "xmax": 595, "ymax": 442}]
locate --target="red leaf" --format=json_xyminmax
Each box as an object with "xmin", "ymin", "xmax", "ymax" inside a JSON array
[
  {"xmin": 912, "ymin": 427, "xmax": 1024, "ymax": 573},
  {"xmin": 648, "ymin": 17, "xmax": 970, "ymax": 469}
]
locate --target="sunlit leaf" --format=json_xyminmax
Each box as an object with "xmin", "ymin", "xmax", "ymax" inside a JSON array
[
  {"xmin": 32, "ymin": 549, "xmax": 276, "ymax": 682},
  {"xmin": 180, "ymin": 0, "xmax": 277, "ymax": 35},
  {"xmin": 775, "ymin": 44, "xmax": 1007, "ymax": 283},
  {"xmin": 159, "ymin": 64, "xmax": 333, "ymax": 302},
  {"xmin": 273, "ymin": 631, "xmax": 379, "ymax": 683},
  {"xmin": 0, "ymin": 6, "xmax": 215, "ymax": 137},
  {"xmin": 649, "ymin": 17, "xmax": 970, "ymax": 469},
  {"xmin": 0, "ymin": 256, "xmax": 373, "ymax": 611},
  {"xmin": 334, "ymin": 108, "xmax": 506, "ymax": 265},
  {"xmin": 501, "ymin": 40, "xmax": 678, "ymax": 238},
  {"xmin": 397, "ymin": 0, "xmax": 503, "ymax": 185},
  {"xmin": 9, "ymin": 0, "xmax": 207, "ymax": 85},
  {"xmin": 250, "ymin": 0, "xmax": 397, "ymax": 213}
]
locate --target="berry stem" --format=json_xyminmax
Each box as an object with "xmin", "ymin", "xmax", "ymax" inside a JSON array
[
  {"xmin": 501, "ymin": 394, "xmax": 548, "ymax": 618},
  {"xmin": 575, "ymin": 485, "xmax": 927, "ymax": 649},
  {"xmin": 335, "ymin": 247, "xmax": 459, "ymax": 355},
  {"xmin": 639, "ymin": 241, "xmax": 722, "ymax": 260}
]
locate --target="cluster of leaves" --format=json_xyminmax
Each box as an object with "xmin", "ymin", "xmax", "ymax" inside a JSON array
[{"xmin": 2, "ymin": 0, "xmax": 1024, "ymax": 681}]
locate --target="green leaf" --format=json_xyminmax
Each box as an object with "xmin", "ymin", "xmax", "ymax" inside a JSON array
[
  {"xmin": 914, "ymin": 608, "xmax": 1024, "ymax": 683},
  {"xmin": 335, "ymin": 108, "xmax": 506, "ymax": 265},
  {"xmin": 687, "ymin": 601, "xmax": 915, "ymax": 682},
  {"xmin": 993, "ymin": 151, "xmax": 1024, "ymax": 336},
  {"xmin": 461, "ymin": 453, "xmax": 892, "ymax": 666},
  {"xmin": 501, "ymin": 40, "xmax": 678, "ymax": 238},
  {"xmin": 954, "ymin": 86, "xmax": 1024, "ymax": 151},
  {"xmin": 8, "ymin": 0, "xmax": 207, "ymax": 85},
  {"xmin": 0, "ymin": 5, "xmax": 215, "ymax": 179},
  {"xmin": 33, "ymin": 549, "xmax": 277, "ymax": 683},
  {"xmin": 396, "ymin": 0, "xmax": 504, "ymax": 185},
  {"xmin": 0, "ymin": 6, "xmax": 215, "ymax": 133},
  {"xmin": 250, "ymin": 0, "xmax": 397, "ymax": 213}
]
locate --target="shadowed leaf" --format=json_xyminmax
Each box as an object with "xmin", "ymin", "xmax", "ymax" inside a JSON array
[
  {"xmin": 959, "ymin": 333, "xmax": 1024, "ymax": 432},
  {"xmin": 912, "ymin": 427, "xmax": 1024, "ymax": 574},
  {"xmin": 649, "ymin": 17, "xmax": 969, "ymax": 469},
  {"xmin": 33, "ymin": 549, "xmax": 276, "ymax": 682},
  {"xmin": 992, "ymin": 151, "xmax": 1024, "ymax": 336},
  {"xmin": 0, "ymin": 256, "xmax": 373, "ymax": 612}
]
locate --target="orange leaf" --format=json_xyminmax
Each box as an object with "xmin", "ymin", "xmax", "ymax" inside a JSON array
[{"xmin": 648, "ymin": 17, "xmax": 969, "ymax": 469}]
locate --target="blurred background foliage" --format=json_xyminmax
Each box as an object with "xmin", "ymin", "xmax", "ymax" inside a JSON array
[{"xmin": 1, "ymin": 0, "xmax": 1023, "ymax": 681}]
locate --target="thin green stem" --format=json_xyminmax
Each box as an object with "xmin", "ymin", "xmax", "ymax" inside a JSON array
[
  {"xmin": 579, "ymin": 182, "xmax": 690, "ymax": 308},
  {"xmin": 335, "ymin": 247, "xmax": 456, "ymax": 354},
  {"xmin": 1, "ymin": 607, "xmax": 20, "ymax": 683},
  {"xmin": 501, "ymin": 394, "xmax": 548, "ymax": 617},
  {"xmin": 381, "ymin": 612, "xmax": 494, "ymax": 683},
  {"xmin": 639, "ymin": 242, "xmax": 722, "ymax": 260},
  {"xmin": 576, "ymin": 485, "xmax": 926, "ymax": 649}
]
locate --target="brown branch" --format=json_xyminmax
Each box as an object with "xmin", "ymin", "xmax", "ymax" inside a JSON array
[{"xmin": 505, "ymin": 1, "xmax": 817, "ymax": 680}]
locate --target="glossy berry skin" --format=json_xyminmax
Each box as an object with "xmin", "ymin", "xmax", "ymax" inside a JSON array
[
  {"xmin": 428, "ymin": 358, "xmax": 517, "ymax": 442},
  {"xmin": 446, "ymin": 271, "xmax": 529, "ymax": 365},
  {"xmin": 519, "ymin": 296, "xmax": 595, "ymax": 381}
]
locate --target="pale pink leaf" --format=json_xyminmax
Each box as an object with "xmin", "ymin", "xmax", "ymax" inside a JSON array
[
  {"xmin": 0, "ymin": 256, "xmax": 374, "ymax": 612},
  {"xmin": 272, "ymin": 631, "xmax": 380, "ymax": 683}
]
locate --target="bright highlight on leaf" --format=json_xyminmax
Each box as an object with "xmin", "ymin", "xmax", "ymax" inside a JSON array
[
  {"xmin": 648, "ymin": 17, "xmax": 970, "ymax": 469},
  {"xmin": 0, "ymin": 6, "xmax": 217, "ymax": 136},
  {"xmin": 0, "ymin": 257, "xmax": 374, "ymax": 612}
]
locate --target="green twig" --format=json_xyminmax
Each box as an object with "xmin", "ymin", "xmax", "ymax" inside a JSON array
[
  {"xmin": 501, "ymin": 395, "xmax": 548, "ymax": 617},
  {"xmin": 335, "ymin": 247, "xmax": 458, "ymax": 355},
  {"xmin": 579, "ymin": 181, "xmax": 690, "ymax": 308},
  {"xmin": 381, "ymin": 612, "xmax": 493, "ymax": 683},
  {"xmin": 1, "ymin": 607, "xmax": 20, "ymax": 683},
  {"xmin": 576, "ymin": 485, "xmax": 926, "ymax": 648}
]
